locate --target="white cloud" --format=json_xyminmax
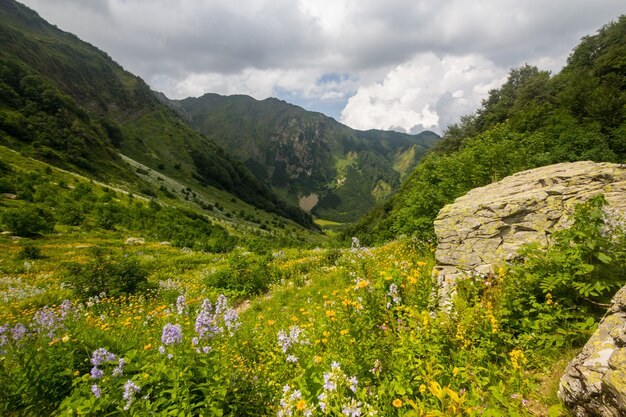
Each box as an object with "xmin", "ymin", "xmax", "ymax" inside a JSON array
[
  {"xmin": 340, "ymin": 53, "xmax": 507, "ymax": 133},
  {"xmin": 19, "ymin": 0, "xmax": 625, "ymax": 132}
]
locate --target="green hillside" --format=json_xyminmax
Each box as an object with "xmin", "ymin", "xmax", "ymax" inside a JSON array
[
  {"xmin": 349, "ymin": 16, "xmax": 626, "ymax": 245},
  {"xmin": 1, "ymin": 4, "xmax": 626, "ymax": 416},
  {"xmin": 0, "ymin": 0, "xmax": 314, "ymax": 229},
  {"xmin": 175, "ymin": 94, "xmax": 439, "ymax": 222}
]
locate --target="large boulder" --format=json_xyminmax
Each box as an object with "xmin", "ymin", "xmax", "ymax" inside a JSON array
[
  {"xmin": 558, "ymin": 285, "xmax": 626, "ymax": 416},
  {"xmin": 432, "ymin": 161, "xmax": 626, "ymax": 307}
]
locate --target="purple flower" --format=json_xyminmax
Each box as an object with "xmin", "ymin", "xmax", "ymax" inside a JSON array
[
  {"xmin": 33, "ymin": 306, "xmax": 60, "ymax": 338},
  {"xmin": 122, "ymin": 379, "xmax": 141, "ymax": 410},
  {"xmin": 342, "ymin": 399, "xmax": 362, "ymax": 417},
  {"xmin": 90, "ymin": 366, "xmax": 104, "ymax": 379},
  {"xmin": 161, "ymin": 323, "xmax": 183, "ymax": 346},
  {"xmin": 91, "ymin": 348, "xmax": 117, "ymax": 367},
  {"xmin": 11, "ymin": 323, "xmax": 27, "ymax": 341},
  {"xmin": 0, "ymin": 324, "xmax": 7, "ymax": 351},
  {"xmin": 386, "ymin": 283, "xmax": 401, "ymax": 308},
  {"xmin": 59, "ymin": 300, "xmax": 74, "ymax": 319},
  {"xmin": 223, "ymin": 309, "xmax": 240, "ymax": 334},
  {"xmin": 176, "ymin": 295, "xmax": 186, "ymax": 315},
  {"xmin": 195, "ymin": 300, "xmax": 221, "ymax": 339},
  {"xmin": 214, "ymin": 294, "xmax": 228, "ymax": 316},
  {"xmin": 112, "ymin": 358, "xmax": 125, "ymax": 377},
  {"xmin": 286, "ymin": 354, "xmax": 298, "ymax": 363},
  {"xmin": 277, "ymin": 325, "xmax": 308, "ymax": 353},
  {"xmin": 91, "ymin": 383, "xmax": 101, "ymax": 398},
  {"xmin": 348, "ymin": 376, "xmax": 358, "ymax": 393}
]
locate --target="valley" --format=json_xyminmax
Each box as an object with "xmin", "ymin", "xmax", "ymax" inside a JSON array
[{"xmin": 1, "ymin": 1, "xmax": 625, "ymax": 416}]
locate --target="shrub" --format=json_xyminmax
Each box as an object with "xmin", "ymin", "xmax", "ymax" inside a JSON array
[
  {"xmin": 204, "ymin": 252, "xmax": 279, "ymax": 296},
  {"xmin": 64, "ymin": 247, "xmax": 150, "ymax": 298},
  {"xmin": 18, "ymin": 245, "xmax": 44, "ymax": 260},
  {"xmin": 0, "ymin": 206, "xmax": 54, "ymax": 236},
  {"xmin": 510, "ymin": 195, "xmax": 626, "ymax": 308}
]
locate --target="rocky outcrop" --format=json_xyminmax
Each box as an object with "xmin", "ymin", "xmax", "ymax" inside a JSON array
[
  {"xmin": 558, "ymin": 285, "xmax": 626, "ymax": 416},
  {"xmin": 432, "ymin": 161, "xmax": 626, "ymax": 306}
]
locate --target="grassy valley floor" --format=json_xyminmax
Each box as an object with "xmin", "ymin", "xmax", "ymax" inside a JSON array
[{"xmin": 0, "ymin": 233, "xmax": 592, "ymax": 416}]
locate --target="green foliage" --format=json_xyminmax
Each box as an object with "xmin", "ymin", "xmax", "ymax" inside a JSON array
[
  {"xmin": 352, "ymin": 17, "xmax": 626, "ymax": 245},
  {"xmin": 64, "ymin": 247, "xmax": 150, "ymax": 299},
  {"xmin": 509, "ymin": 196, "xmax": 626, "ymax": 309},
  {"xmin": 18, "ymin": 244, "xmax": 44, "ymax": 260},
  {"xmin": 1, "ymin": 205, "xmax": 54, "ymax": 236},
  {"xmin": 178, "ymin": 93, "xmax": 438, "ymax": 222},
  {"xmin": 204, "ymin": 251, "xmax": 281, "ymax": 296},
  {"xmin": 0, "ymin": 2, "xmax": 315, "ymax": 230},
  {"xmin": 0, "ymin": 330, "xmax": 82, "ymax": 415}
]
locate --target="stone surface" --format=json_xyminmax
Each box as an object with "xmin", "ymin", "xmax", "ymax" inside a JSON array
[
  {"xmin": 558, "ymin": 285, "xmax": 626, "ymax": 416},
  {"xmin": 125, "ymin": 237, "xmax": 145, "ymax": 245},
  {"xmin": 432, "ymin": 161, "xmax": 626, "ymax": 306}
]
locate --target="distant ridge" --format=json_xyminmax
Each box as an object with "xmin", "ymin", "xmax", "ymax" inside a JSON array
[{"xmin": 175, "ymin": 92, "xmax": 439, "ymax": 222}]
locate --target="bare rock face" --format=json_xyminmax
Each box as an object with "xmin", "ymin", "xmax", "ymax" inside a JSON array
[
  {"xmin": 432, "ymin": 161, "xmax": 626, "ymax": 307},
  {"xmin": 558, "ymin": 285, "xmax": 626, "ymax": 416}
]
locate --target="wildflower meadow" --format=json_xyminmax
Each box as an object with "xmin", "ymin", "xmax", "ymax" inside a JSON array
[{"xmin": 1, "ymin": 196, "xmax": 625, "ymax": 416}]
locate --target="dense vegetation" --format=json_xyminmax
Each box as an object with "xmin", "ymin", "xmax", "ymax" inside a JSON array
[
  {"xmin": 349, "ymin": 16, "xmax": 626, "ymax": 244},
  {"xmin": 1, "ymin": 2, "xmax": 626, "ymax": 416},
  {"xmin": 176, "ymin": 94, "xmax": 439, "ymax": 222},
  {"xmin": 1, "ymin": 197, "xmax": 624, "ymax": 415},
  {"xmin": 0, "ymin": 0, "xmax": 313, "ymax": 228}
]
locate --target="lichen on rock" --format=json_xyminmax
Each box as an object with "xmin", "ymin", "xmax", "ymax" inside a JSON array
[
  {"xmin": 558, "ymin": 285, "xmax": 626, "ymax": 416},
  {"xmin": 432, "ymin": 161, "xmax": 626, "ymax": 309}
]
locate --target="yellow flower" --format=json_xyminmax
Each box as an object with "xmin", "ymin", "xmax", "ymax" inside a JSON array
[
  {"xmin": 325, "ymin": 310, "xmax": 336, "ymax": 319},
  {"xmin": 143, "ymin": 343, "xmax": 152, "ymax": 350},
  {"xmin": 314, "ymin": 356, "xmax": 322, "ymax": 364},
  {"xmin": 61, "ymin": 334, "xmax": 70, "ymax": 343},
  {"xmin": 416, "ymin": 261, "xmax": 427, "ymax": 267},
  {"xmin": 340, "ymin": 329, "xmax": 348, "ymax": 335},
  {"xmin": 453, "ymin": 367, "xmax": 459, "ymax": 377},
  {"xmin": 267, "ymin": 320, "xmax": 276, "ymax": 326},
  {"xmin": 510, "ymin": 348, "xmax": 527, "ymax": 370},
  {"xmin": 419, "ymin": 384, "xmax": 426, "ymax": 394},
  {"xmin": 296, "ymin": 399, "xmax": 306, "ymax": 411},
  {"xmin": 323, "ymin": 331, "xmax": 331, "ymax": 337},
  {"xmin": 392, "ymin": 399, "xmax": 403, "ymax": 408},
  {"xmin": 357, "ymin": 280, "xmax": 369, "ymax": 288}
]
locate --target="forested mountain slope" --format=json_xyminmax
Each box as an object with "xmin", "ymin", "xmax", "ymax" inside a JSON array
[
  {"xmin": 0, "ymin": 0, "xmax": 313, "ymax": 228},
  {"xmin": 176, "ymin": 93, "xmax": 439, "ymax": 222}
]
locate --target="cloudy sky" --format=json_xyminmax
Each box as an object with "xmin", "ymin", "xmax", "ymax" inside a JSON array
[{"xmin": 20, "ymin": 0, "xmax": 623, "ymax": 134}]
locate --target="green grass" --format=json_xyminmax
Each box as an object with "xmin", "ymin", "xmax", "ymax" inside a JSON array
[{"xmin": 0, "ymin": 234, "xmax": 593, "ymax": 416}]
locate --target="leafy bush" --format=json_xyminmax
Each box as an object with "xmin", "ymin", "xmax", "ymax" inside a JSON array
[
  {"xmin": 18, "ymin": 245, "xmax": 44, "ymax": 260},
  {"xmin": 203, "ymin": 252, "xmax": 280, "ymax": 296},
  {"xmin": 64, "ymin": 247, "xmax": 150, "ymax": 299},
  {"xmin": 510, "ymin": 195, "xmax": 625, "ymax": 308},
  {"xmin": 0, "ymin": 206, "xmax": 54, "ymax": 236}
]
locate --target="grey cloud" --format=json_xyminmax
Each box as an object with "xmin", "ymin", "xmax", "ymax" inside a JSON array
[{"xmin": 18, "ymin": 0, "xmax": 625, "ymax": 130}]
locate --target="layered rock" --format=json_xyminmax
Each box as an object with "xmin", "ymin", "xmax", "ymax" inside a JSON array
[
  {"xmin": 558, "ymin": 285, "xmax": 626, "ymax": 416},
  {"xmin": 432, "ymin": 161, "xmax": 626, "ymax": 306}
]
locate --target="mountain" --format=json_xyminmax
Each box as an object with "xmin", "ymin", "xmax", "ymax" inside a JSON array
[
  {"xmin": 348, "ymin": 16, "xmax": 626, "ymax": 244},
  {"xmin": 0, "ymin": 0, "xmax": 314, "ymax": 229},
  {"xmin": 174, "ymin": 94, "xmax": 439, "ymax": 222}
]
